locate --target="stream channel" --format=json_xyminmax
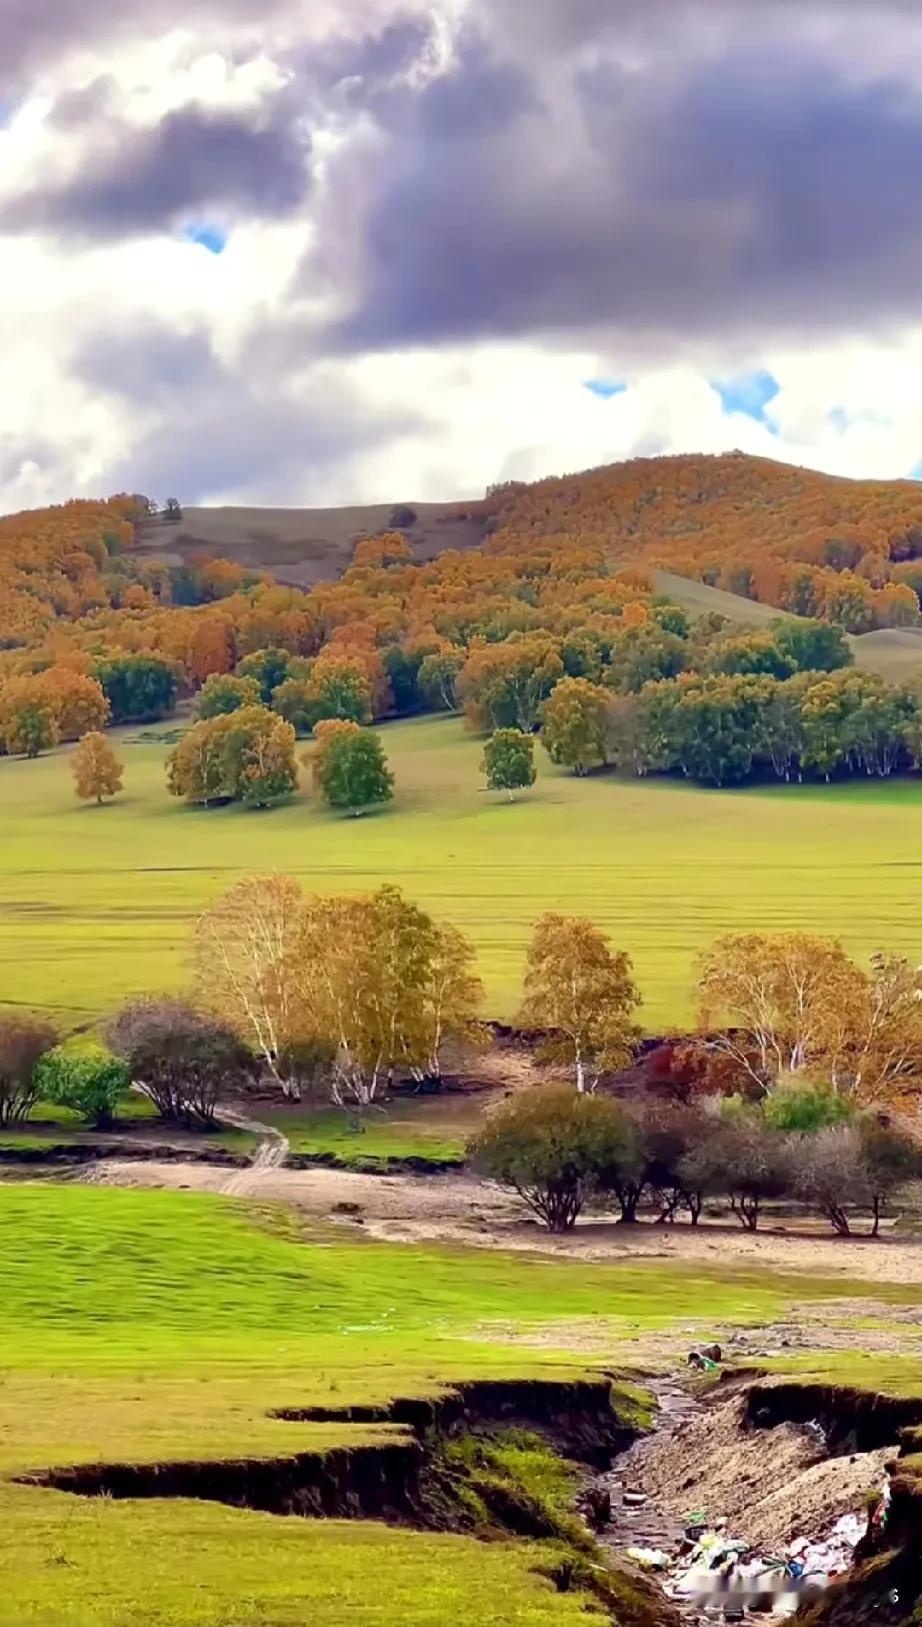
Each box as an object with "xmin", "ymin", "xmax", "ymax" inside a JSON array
[{"xmin": 592, "ymin": 1375, "xmax": 894, "ymax": 1625}]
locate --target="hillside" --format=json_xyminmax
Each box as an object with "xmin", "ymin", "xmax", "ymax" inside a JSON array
[
  {"xmin": 654, "ymin": 570, "xmax": 922, "ymax": 682},
  {"xmin": 136, "ymin": 451, "xmax": 922, "ymax": 630},
  {"xmin": 136, "ymin": 499, "xmax": 487, "ymax": 587}
]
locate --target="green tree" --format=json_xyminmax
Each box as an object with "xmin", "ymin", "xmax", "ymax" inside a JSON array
[
  {"xmin": 304, "ymin": 659, "xmax": 373, "ymax": 727},
  {"xmin": 469, "ymin": 1084, "xmax": 636, "ymax": 1232},
  {"xmin": 481, "ymin": 728, "xmax": 536, "ymax": 799},
  {"xmin": 540, "ymin": 678, "xmax": 611, "ymax": 775},
  {"xmin": 315, "ymin": 726, "xmax": 394, "ymax": 815},
  {"xmin": 607, "ymin": 626, "xmax": 687, "ymax": 693},
  {"xmin": 35, "ymin": 1042, "xmax": 131, "ymax": 1129},
  {"xmin": 2, "ymin": 700, "xmax": 59, "ymax": 757},
  {"xmin": 458, "ymin": 635, "xmax": 564, "ymax": 732},
  {"xmin": 93, "ymin": 655, "xmax": 177, "ymax": 723},
  {"xmin": 772, "ymin": 618, "xmax": 853, "ymax": 673},
  {"xmin": 198, "ymin": 673, "xmax": 260, "ymax": 719},
  {"xmin": 418, "ymin": 649, "xmax": 464, "ymax": 712},
  {"xmin": 270, "ymin": 677, "xmax": 315, "ymax": 735},
  {"xmin": 706, "ymin": 632, "xmax": 795, "ymax": 679},
  {"xmin": 236, "ymin": 647, "xmax": 294, "ymax": 705}
]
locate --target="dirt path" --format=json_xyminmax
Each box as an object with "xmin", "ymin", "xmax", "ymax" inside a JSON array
[
  {"xmin": 215, "ymin": 1109, "xmax": 290, "ymax": 1197},
  {"xmin": 86, "ymin": 1157, "xmax": 922, "ymax": 1289}
]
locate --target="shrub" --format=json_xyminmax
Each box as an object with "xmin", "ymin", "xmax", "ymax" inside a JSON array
[
  {"xmin": 679, "ymin": 1104, "xmax": 791, "ymax": 1230},
  {"xmin": 763, "ymin": 1077, "xmax": 852, "ymax": 1134},
  {"xmin": 788, "ymin": 1123, "xmax": 871, "ymax": 1235},
  {"xmin": 0, "ymin": 1017, "xmax": 58, "ymax": 1125},
  {"xmin": 858, "ymin": 1117, "xmax": 922, "ymax": 1235},
  {"xmin": 469, "ymin": 1085, "xmax": 635, "ymax": 1232},
  {"xmin": 106, "ymin": 999, "xmax": 254, "ymax": 1127},
  {"xmin": 35, "ymin": 1042, "xmax": 131, "ymax": 1129}
]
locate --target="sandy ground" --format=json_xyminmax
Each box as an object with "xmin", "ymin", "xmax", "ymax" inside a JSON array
[{"xmin": 86, "ymin": 1158, "xmax": 922, "ymax": 1289}]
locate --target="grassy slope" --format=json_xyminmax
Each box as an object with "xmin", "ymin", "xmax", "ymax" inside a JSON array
[
  {"xmin": 654, "ymin": 569, "xmax": 922, "ymax": 682},
  {"xmin": 2, "ymin": 1182, "xmax": 921, "ymax": 1626},
  {"xmin": 138, "ymin": 501, "xmax": 485, "ymax": 588},
  {"xmin": 4, "ymin": 716, "xmax": 922, "ymax": 1029}
]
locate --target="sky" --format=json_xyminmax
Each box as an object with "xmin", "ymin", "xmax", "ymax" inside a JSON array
[{"xmin": 4, "ymin": 0, "xmax": 922, "ymax": 511}]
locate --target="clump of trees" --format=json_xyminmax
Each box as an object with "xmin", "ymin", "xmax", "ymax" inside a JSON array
[
  {"xmin": 192, "ymin": 876, "xmax": 485, "ymax": 1113},
  {"xmin": 72, "ymin": 731, "xmax": 123, "ymax": 803},
  {"xmin": 167, "ymin": 706, "xmax": 297, "ymax": 807},
  {"xmin": 93, "ymin": 655, "xmax": 177, "ymax": 724},
  {"xmin": 696, "ymin": 933, "xmax": 922, "ymax": 1102},
  {"xmin": 472, "ymin": 1082, "xmax": 922, "ymax": 1236}
]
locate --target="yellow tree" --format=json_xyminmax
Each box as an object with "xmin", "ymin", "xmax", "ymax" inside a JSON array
[
  {"xmin": 540, "ymin": 677, "xmax": 611, "ymax": 775},
  {"xmin": 72, "ymin": 731, "xmax": 123, "ymax": 804},
  {"xmin": 696, "ymin": 932, "xmax": 864, "ymax": 1094},
  {"xmin": 191, "ymin": 874, "xmax": 315, "ymax": 1096},
  {"xmin": 518, "ymin": 913, "xmax": 641, "ymax": 1092}
]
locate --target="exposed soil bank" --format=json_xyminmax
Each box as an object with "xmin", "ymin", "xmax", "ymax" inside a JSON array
[
  {"xmin": 15, "ymin": 1377, "xmax": 635, "ymax": 1514},
  {"xmin": 14, "ymin": 1376, "xmax": 675, "ymax": 1627},
  {"xmin": 0, "ymin": 1141, "xmax": 248, "ymax": 1168}
]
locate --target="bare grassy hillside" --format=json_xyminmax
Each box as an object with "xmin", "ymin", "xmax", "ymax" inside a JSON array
[{"xmin": 137, "ymin": 501, "xmax": 486, "ymax": 586}]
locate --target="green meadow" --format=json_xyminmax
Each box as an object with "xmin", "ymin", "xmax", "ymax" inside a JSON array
[
  {"xmin": 2, "ymin": 713, "xmax": 922, "ymax": 1029},
  {"xmin": 2, "ymin": 1181, "xmax": 921, "ymax": 1625}
]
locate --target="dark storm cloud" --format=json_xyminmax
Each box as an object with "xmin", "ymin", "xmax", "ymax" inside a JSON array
[
  {"xmin": 75, "ymin": 322, "xmax": 423, "ymax": 502},
  {"xmin": 1, "ymin": 102, "xmax": 312, "ymax": 238},
  {"xmin": 324, "ymin": 8, "xmax": 922, "ymax": 354}
]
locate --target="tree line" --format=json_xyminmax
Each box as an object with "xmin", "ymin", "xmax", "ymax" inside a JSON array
[
  {"xmin": 471, "ymin": 1082, "xmax": 922, "ymax": 1235},
  {"xmin": 4, "ymin": 889, "xmax": 922, "ymax": 1144}
]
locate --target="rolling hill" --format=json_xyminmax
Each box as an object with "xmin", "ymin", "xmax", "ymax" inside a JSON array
[
  {"xmin": 138, "ymin": 450, "xmax": 922, "ymax": 634},
  {"xmin": 654, "ymin": 569, "xmax": 922, "ymax": 682}
]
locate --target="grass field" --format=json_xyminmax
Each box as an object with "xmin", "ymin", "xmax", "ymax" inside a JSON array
[
  {"xmin": 268, "ymin": 1097, "xmax": 491, "ymax": 1167},
  {"xmin": 3, "ymin": 713, "xmax": 922, "ymax": 1030},
  {"xmin": 3, "ymin": 1181, "xmax": 921, "ymax": 1624}
]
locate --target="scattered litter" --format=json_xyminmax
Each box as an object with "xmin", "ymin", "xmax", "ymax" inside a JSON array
[
  {"xmin": 687, "ymin": 1350, "xmax": 720, "ymax": 1372},
  {"xmin": 611, "ymin": 1472, "xmax": 890, "ymax": 1621},
  {"xmin": 626, "ymin": 1546, "xmax": 671, "ymax": 1571}
]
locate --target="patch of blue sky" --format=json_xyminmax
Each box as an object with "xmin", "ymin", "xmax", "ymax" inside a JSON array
[
  {"xmin": 583, "ymin": 378, "xmax": 627, "ymax": 400},
  {"xmin": 182, "ymin": 223, "xmax": 228, "ymax": 255},
  {"xmin": 712, "ymin": 369, "xmax": 780, "ymax": 425}
]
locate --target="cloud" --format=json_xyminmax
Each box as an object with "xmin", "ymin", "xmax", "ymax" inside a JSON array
[
  {"xmin": 1, "ymin": 102, "xmax": 312, "ymax": 238},
  {"xmin": 325, "ymin": 21, "xmax": 922, "ymax": 355},
  {"xmin": 7, "ymin": 0, "xmax": 922, "ymax": 513},
  {"xmin": 73, "ymin": 319, "xmax": 425, "ymax": 504}
]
